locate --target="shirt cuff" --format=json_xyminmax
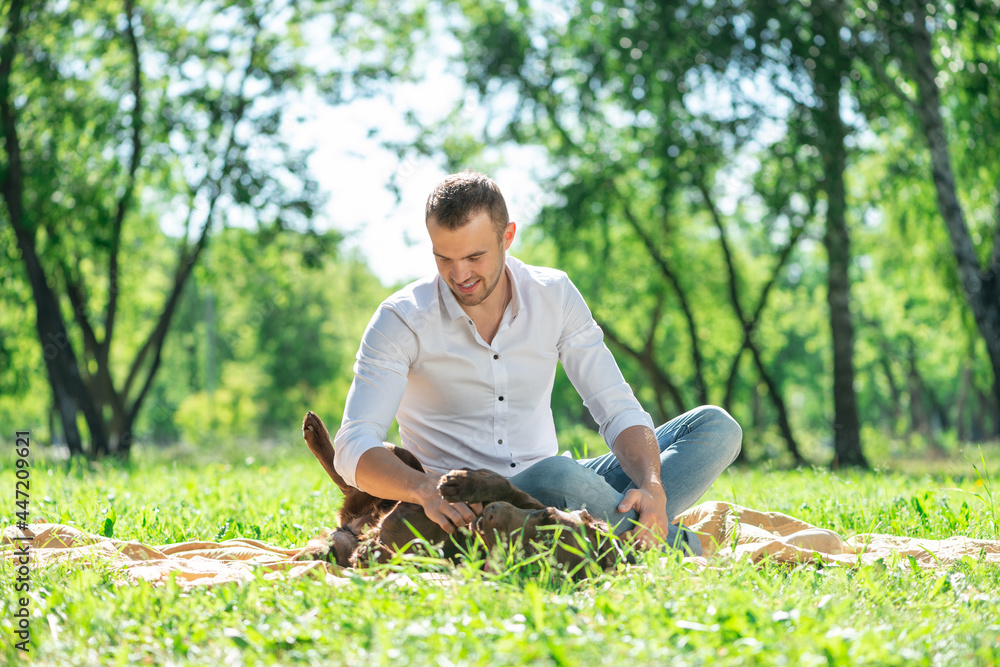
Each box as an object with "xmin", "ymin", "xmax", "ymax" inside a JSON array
[
  {"xmin": 332, "ymin": 424, "xmax": 388, "ymax": 489},
  {"xmin": 600, "ymin": 408, "xmax": 655, "ymax": 451}
]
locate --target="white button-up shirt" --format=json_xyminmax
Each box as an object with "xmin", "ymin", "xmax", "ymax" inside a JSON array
[{"xmin": 333, "ymin": 256, "xmax": 654, "ymax": 488}]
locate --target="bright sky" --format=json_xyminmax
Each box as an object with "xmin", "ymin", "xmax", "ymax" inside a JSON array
[
  {"xmin": 156, "ymin": 11, "xmax": 552, "ymax": 287},
  {"xmin": 183, "ymin": 7, "xmax": 773, "ymax": 287},
  {"xmin": 292, "ymin": 37, "xmax": 781, "ymax": 288},
  {"xmin": 293, "ymin": 44, "xmax": 550, "ymax": 286},
  {"xmin": 304, "ymin": 109, "xmax": 548, "ymax": 285}
]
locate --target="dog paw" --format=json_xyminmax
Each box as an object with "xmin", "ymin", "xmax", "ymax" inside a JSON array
[
  {"xmin": 302, "ymin": 411, "xmax": 338, "ymax": 461},
  {"xmin": 438, "ymin": 468, "xmax": 509, "ymax": 502},
  {"xmin": 302, "ymin": 411, "xmax": 327, "ymax": 443}
]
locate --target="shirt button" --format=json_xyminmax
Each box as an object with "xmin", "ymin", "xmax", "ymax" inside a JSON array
[
  {"xmin": 493, "ymin": 354, "xmax": 499, "ymax": 360},
  {"xmin": 498, "ymin": 396, "xmax": 504, "ymax": 401},
  {"xmin": 510, "ymin": 462, "xmax": 516, "ymax": 468},
  {"xmin": 498, "ymin": 439, "xmax": 503, "ymax": 444}
]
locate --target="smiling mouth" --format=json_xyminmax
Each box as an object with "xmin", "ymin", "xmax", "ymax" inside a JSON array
[{"xmin": 456, "ymin": 279, "xmax": 479, "ymax": 291}]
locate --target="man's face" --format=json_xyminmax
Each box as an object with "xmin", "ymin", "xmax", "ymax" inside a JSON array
[{"xmin": 427, "ymin": 209, "xmax": 515, "ymax": 309}]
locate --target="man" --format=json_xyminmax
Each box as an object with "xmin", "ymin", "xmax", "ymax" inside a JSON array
[{"xmin": 334, "ymin": 171, "xmax": 741, "ymax": 553}]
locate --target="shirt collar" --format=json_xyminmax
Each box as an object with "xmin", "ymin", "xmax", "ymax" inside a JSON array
[
  {"xmin": 507, "ymin": 258, "xmax": 525, "ymax": 321},
  {"xmin": 437, "ymin": 256, "xmax": 525, "ymax": 322}
]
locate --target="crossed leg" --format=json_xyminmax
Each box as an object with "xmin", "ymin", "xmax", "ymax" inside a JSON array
[{"xmin": 509, "ymin": 406, "xmax": 743, "ymax": 554}]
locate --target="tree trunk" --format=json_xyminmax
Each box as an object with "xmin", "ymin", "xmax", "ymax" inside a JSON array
[
  {"xmin": 1, "ymin": 0, "xmax": 106, "ymax": 457},
  {"xmin": 955, "ymin": 361, "xmax": 971, "ymax": 443},
  {"xmin": 749, "ymin": 345, "xmax": 806, "ymax": 465},
  {"xmin": 906, "ymin": 341, "xmax": 946, "ymax": 455},
  {"xmin": 910, "ymin": 3, "xmax": 1000, "ymax": 417},
  {"xmin": 878, "ymin": 354, "xmax": 903, "ymax": 432},
  {"xmin": 984, "ymin": 391, "xmax": 1000, "ymax": 438},
  {"xmin": 970, "ymin": 390, "xmax": 987, "ymax": 441},
  {"xmin": 814, "ymin": 1, "xmax": 868, "ymax": 468},
  {"xmin": 620, "ymin": 199, "xmax": 709, "ymax": 406},
  {"xmin": 700, "ymin": 179, "xmax": 805, "ymax": 464},
  {"xmin": 11, "ymin": 229, "xmax": 108, "ymax": 457}
]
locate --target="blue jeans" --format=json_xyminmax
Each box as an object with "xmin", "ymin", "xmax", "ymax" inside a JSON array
[{"xmin": 509, "ymin": 405, "xmax": 742, "ymax": 556}]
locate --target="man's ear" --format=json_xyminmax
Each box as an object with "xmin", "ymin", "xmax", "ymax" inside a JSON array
[{"xmin": 503, "ymin": 221, "xmax": 516, "ymax": 250}]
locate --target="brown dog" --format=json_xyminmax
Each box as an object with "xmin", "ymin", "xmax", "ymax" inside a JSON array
[{"xmin": 300, "ymin": 411, "xmax": 625, "ymax": 574}]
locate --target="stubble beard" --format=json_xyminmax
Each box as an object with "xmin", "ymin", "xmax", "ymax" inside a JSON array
[{"xmin": 452, "ymin": 257, "xmax": 505, "ymax": 308}]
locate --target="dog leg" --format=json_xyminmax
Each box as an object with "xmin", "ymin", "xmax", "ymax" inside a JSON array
[
  {"xmin": 302, "ymin": 411, "xmax": 353, "ymax": 495},
  {"xmin": 438, "ymin": 469, "xmax": 547, "ymax": 510}
]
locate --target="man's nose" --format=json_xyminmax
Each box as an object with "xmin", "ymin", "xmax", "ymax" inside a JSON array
[{"xmin": 452, "ymin": 261, "xmax": 473, "ymax": 282}]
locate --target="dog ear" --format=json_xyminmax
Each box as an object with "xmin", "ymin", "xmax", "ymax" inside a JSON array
[
  {"xmin": 542, "ymin": 507, "xmax": 560, "ymax": 520},
  {"xmin": 577, "ymin": 509, "xmax": 610, "ymax": 532}
]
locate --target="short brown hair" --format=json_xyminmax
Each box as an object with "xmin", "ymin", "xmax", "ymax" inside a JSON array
[{"xmin": 425, "ymin": 171, "xmax": 509, "ymax": 240}]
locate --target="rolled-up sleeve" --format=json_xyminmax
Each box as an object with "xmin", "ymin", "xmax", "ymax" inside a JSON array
[
  {"xmin": 556, "ymin": 279, "xmax": 654, "ymax": 448},
  {"xmin": 333, "ymin": 305, "xmax": 417, "ymax": 488}
]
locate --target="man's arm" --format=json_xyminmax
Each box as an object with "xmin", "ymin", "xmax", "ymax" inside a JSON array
[
  {"xmin": 611, "ymin": 425, "xmax": 671, "ymax": 547},
  {"xmin": 555, "ymin": 278, "xmax": 665, "ymax": 545},
  {"xmin": 354, "ymin": 447, "xmax": 480, "ymax": 534},
  {"xmin": 335, "ymin": 305, "xmax": 478, "ymax": 533}
]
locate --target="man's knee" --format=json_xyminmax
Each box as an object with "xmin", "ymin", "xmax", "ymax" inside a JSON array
[
  {"xmin": 712, "ymin": 406, "xmax": 743, "ymax": 463},
  {"xmin": 692, "ymin": 405, "xmax": 743, "ymax": 463}
]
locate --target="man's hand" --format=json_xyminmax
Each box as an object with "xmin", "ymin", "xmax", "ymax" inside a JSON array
[
  {"xmin": 415, "ymin": 479, "xmax": 482, "ymax": 534},
  {"xmin": 354, "ymin": 448, "xmax": 482, "ymax": 534},
  {"xmin": 617, "ymin": 483, "xmax": 670, "ymax": 549}
]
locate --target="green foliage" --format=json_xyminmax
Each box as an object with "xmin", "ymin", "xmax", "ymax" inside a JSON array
[
  {"xmin": 164, "ymin": 228, "xmax": 388, "ymax": 444},
  {"xmin": 0, "ymin": 227, "xmax": 50, "ymax": 437},
  {"xmin": 1, "ymin": 445, "xmax": 998, "ymax": 664},
  {"xmin": 440, "ymin": 0, "xmax": 826, "ymax": 456},
  {"xmin": 0, "ymin": 224, "xmax": 389, "ymax": 447},
  {"xmin": 3, "ymin": 0, "xmax": 998, "ymax": 461},
  {"xmin": 0, "ymin": 0, "xmax": 426, "ymax": 457},
  {"xmin": 555, "ymin": 422, "xmax": 608, "ymax": 459},
  {"xmin": 436, "ymin": 0, "xmax": 1000, "ymax": 463},
  {"xmin": 149, "ymin": 226, "xmax": 386, "ymax": 444}
]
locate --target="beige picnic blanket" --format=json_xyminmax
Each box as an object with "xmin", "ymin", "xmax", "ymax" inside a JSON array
[
  {"xmin": 3, "ymin": 501, "xmax": 998, "ymax": 589},
  {"xmin": 675, "ymin": 502, "xmax": 1000, "ymax": 569},
  {"xmin": 0, "ymin": 522, "xmax": 352, "ymax": 588}
]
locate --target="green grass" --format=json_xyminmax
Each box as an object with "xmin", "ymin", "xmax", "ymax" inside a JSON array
[{"xmin": 2, "ymin": 441, "xmax": 999, "ymax": 666}]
